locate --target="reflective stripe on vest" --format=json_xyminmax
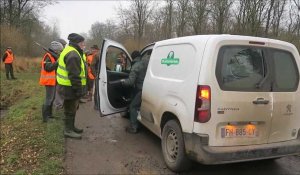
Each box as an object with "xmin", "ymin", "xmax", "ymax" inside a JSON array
[
  {"xmin": 87, "ymin": 54, "xmax": 95, "ymax": 80},
  {"xmin": 4, "ymin": 51, "xmax": 14, "ymax": 63},
  {"xmin": 39, "ymin": 53, "xmax": 56, "ymax": 86},
  {"xmin": 56, "ymin": 45, "xmax": 86, "ymax": 86}
]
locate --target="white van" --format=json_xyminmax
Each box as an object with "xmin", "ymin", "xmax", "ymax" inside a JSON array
[{"xmin": 96, "ymin": 35, "xmax": 300, "ymax": 172}]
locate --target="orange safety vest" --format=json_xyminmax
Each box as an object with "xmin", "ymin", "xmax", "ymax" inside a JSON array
[
  {"xmin": 4, "ymin": 51, "xmax": 14, "ymax": 63},
  {"xmin": 39, "ymin": 53, "xmax": 56, "ymax": 86},
  {"xmin": 87, "ymin": 54, "xmax": 95, "ymax": 80}
]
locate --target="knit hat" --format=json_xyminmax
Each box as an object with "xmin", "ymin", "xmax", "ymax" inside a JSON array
[
  {"xmin": 91, "ymin": 44, "xmax": 99, "ymax": 50},
  {"xmin": 67, "ymin": 33, "xmax": 85, "ymax": 43},
  {"xmin": 131, "ymin": 50, "xmax": 141, "ymax": 59},
  {"xmin": 57, "ymin": 38, "xmax": 67, "ymax": 47},
  {"xmin": 49, "ymin": 41, "xmax": 63, "ymax": 52}
]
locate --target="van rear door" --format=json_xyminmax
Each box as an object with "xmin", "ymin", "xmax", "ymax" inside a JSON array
[
  {"xmin": 211, "ymin": 45, "xmax": 273, "ymax": 146},
  {"xmin": 268, "ymin": 48, "xmax": 300, "ymax": 143}
]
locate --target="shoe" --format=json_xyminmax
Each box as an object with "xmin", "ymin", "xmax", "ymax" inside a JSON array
[
  {"xmin": 126, "ymin": 126, "xmax": 138, "ymax": 134},
  {"xmin": 64, "ymin": 130, "xmax": 82, "ymax": 139},
  {"xmin": 79, "ymin": 99, "xmax": 86, "ymax": 103},
  {"xmin": 73, "ymin": 127, "xmax": 83, "ymax": 133},
  {"xmin": 12, "ymin": 77, "xmax": 17, "ymax": 80}
]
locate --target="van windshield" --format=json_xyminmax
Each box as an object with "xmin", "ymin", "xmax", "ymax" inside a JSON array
[{"xmin": 218, "ymin": 46, "xmax": 265, "ymax": 90}]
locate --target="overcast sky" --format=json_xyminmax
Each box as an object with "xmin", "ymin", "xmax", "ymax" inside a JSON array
[{"xmin": 42, "ymin": 0, "xmax": 130, "ymax": 40}]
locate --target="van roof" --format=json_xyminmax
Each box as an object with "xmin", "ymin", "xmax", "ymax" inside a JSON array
[{"xmin": 155, "ymin": 35, "xmax": 297, "ymax": 52}]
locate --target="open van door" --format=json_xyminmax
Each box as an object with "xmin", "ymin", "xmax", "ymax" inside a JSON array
[{"xmin": 96, "ymin": 39, "xmax": 132, "ymax": 116}]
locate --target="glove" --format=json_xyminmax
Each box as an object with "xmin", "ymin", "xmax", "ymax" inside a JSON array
[
  {"xmin": 74, "ymin": 87, "xmax": 83, "ymax": 98},
  {"xmin": 109, "ymin": 79, "xmax": 125, "ymax": 86}
]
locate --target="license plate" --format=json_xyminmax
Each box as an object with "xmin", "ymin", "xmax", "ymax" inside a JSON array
[{"xmin": 221, "ymin": 125, "xmax": 259, "ymax": 138}]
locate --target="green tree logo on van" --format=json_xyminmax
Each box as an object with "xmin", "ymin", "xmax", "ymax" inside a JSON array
[{"xmin": 161, "ymin": 51, "xmax": 179, "ymax": 66}]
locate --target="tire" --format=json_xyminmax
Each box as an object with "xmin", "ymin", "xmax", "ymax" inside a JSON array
[{"xmin": 161, "ymin": 120, "xmax": 191, "ymax": 172}]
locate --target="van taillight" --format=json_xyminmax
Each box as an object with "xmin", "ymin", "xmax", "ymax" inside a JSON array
[{"xmin": 194, "ymin": 85, "xmax": 211, "ymax": 123}]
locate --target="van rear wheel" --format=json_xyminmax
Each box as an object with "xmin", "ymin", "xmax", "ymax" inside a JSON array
[{"xmin": 161, "ymin": 120, "xmax": 191, "ymax": 172}]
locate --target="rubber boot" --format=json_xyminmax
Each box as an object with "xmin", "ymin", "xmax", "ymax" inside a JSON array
[
  {"xmin": 64, "ymin": 118, "xmax": 82, "ymax": 139},
  {"xmin": 125, "ymin": 123, "xmax": 138, "ymax": 134},
  {"xmin": 11, "ymin": 72, "xmax": 16, "ymax": 80},
  {"xmin": 48, "ymin": 104, "xmax": 54, "ymax": 118},
  {"xmin": 72, "ymin": 117, "xmax": 83, "ymax": 133},
  {"xmin": 6, "ymin": 73, "xmax": 10, "ymax": 80},
  {"xmin": 42, "ymin": 105, "xmax": 48, "ymax": 123}
]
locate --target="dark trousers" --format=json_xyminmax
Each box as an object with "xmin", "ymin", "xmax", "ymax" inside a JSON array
[
  {"xmin": 63, "ymin": 99, "xmax": 79, "ymax": 119},
  {"xmin": 44, "ymin": 86, "xmax": 56, "ymax": 106},
  {"xmin": 129, "ymin": 91, "xmax": 142, "ymax": 129},
  {"xmin": 5, "ymin": 63, "xmax": 15, "ymax": 79}
]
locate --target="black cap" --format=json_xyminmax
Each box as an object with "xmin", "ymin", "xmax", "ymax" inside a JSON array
[
  {"xmin": 131, "ymin": 50, "xmax": 141, "ymax": 59},
  {"xmin": 7, "ymin": 47, "xmax": 12, "ymax": 49},
  {"xmin": 67, "ymin": 33, "xmax": 85, "ymax": 43},
  {"xmin": 91, "ymin": 44, "xmax": 99, "ymax": 50}
]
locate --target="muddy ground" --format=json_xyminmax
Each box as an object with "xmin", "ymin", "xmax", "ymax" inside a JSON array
[{"xmin": 64, "ymin": 101, "xmax": 300, "ymax": 175}]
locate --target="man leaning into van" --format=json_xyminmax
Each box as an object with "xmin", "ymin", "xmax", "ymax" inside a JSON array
[{"xmin": 119, "ymin": 51, "xmax": 149, "ymax": 134}]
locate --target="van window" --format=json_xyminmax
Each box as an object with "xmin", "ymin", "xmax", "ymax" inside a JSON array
[
  {"xmin": 271, "ymin": 49, "xmax": 299, "ymax": 91},
  {"xmin": 217, "ymin": 46, "xmax": 266, "ymax": 91},
  {"xmin": 106, "ymin": 46, "xmax": 131, "ymax": 72}
]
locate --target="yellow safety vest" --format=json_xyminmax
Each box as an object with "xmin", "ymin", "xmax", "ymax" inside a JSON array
[{"xmin": 56, "ymin": 45, "xmax": 87, "ymax": 86}]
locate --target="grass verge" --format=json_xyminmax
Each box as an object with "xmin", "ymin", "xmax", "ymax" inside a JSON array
[{"xmin": 0, "ymin": 72, "xmax": 64, "ymax": 174}]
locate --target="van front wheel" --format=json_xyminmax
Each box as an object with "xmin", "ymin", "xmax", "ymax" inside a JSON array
[{"xmin": 162, "ymin": 120, "xmax": 191, "ymax": 172}]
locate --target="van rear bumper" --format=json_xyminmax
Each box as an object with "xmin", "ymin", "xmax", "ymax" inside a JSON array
[{"xmin": 184, "ymin": 133, "xmax": 300, "ymax": 164}]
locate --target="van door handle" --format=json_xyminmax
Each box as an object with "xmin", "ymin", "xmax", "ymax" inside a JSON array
[{"xmin": 253, "ymin": 98, "xmax": 269, "ymax": 105}]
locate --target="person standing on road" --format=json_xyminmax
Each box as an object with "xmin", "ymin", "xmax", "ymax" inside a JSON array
[
  {"xmin": 86, "ymin": 45, "xmax": 99, "ymax": 101},
  {"xmin": 53, "ymin": 38, "xmax": 67, "ymax": 109},
  {"xmin": 56, "ymin": 33, "xmax": 87, "ymax": 139},
  {"xmin": 2, "ymin": 47, "xmax": 17, "ymax": 80},
  {"xmin": 119, "ymin": 51, "xmax": 149, "ymax": 134},
  {"xmin": 91, "ymin": 48, "xmax": 100, "ymax": 110},
  {"xmin": 40, "ymin": 41, "xmax": 64, "ymax": 122}
]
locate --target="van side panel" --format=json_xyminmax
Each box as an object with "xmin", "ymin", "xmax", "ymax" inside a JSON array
[{"xmin": 141, "ymin": 37, "xmax": 209, "ymax": 134}]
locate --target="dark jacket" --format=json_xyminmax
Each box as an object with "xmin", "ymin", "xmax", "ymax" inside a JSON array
[
  {"xmin": 57, "ymin": 42, "xmax": 87, "ymax": 100},
  {"xmin": 44, "ymin": 50, "xmax": 58, "ymax": 72},
  {"xmin": 2, "ymin": 52, "xmax": 8, "ymax": 62},
  {"xmin": 91, "ymin": 52, "xmax": 100, "ymax": 77},
  {"xmin": 123, "ymin": 56, "xmax": 149, "ymax": 91}
]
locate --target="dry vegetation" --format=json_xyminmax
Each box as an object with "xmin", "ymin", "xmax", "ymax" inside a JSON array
[{"xmin": 0, "ymin": 58, "xmax": 64, "ymax": 175}]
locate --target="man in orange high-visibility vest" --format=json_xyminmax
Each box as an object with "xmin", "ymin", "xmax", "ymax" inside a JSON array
[
  {"xmin": 39, "ymin": 41, "xmax": 63, "ymax": 122},
  {"xmin": 86, "ymin": 45, "xmax": 99, "ymax": 101},
  {"xmin": 2, "ymin": 47, "xmax": 16, "ymax": 80}
]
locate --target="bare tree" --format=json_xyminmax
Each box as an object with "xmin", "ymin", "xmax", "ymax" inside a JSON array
[
  {"xmin": 175, "ymin": 0, "xmax": 190, "ymax": 36},
  {"xmin": 210, "ymin": 0, "xmax": 233, "ymax": 34},
  {"xmin": 162, "ymin": 0, "xmax": 175, "ymax": 38},
  {"xmin": 189, "ymin": 0, "xmax": 209, "ymax": 35},
  {"xmin": 117, "ymin": 0, "xmax": 153, "ymax": 49},
  {"xmin": 270, "ymin": 0, "xmax": 287, "ymax": 36},
  {"xmin": 265, "ymin": 0, "xmax": 275, "ymax": 36}
]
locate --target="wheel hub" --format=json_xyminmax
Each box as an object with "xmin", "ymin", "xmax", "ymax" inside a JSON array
[{"xmin": 166, "ymin": 129, "xmax": 179, "ymax": 162}]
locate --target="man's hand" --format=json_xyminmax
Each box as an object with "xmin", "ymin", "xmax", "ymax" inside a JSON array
[
  {"xmin": 74, "ymin": 88, "xmax": 83, "ymax": 98},
  {"xmin": 109, "ymin": 79, "xmax": 125, "ymax": 86}
]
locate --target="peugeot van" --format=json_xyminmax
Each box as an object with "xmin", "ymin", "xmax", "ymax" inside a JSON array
[{"xmin": 96, "ymin": 35, "xmax": 300, "ymax": 172}]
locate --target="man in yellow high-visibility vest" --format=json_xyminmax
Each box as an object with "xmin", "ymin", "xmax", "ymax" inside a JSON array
[{"xmin": 56, "ymin": 33, "xmax": 87, "ymax": 139}]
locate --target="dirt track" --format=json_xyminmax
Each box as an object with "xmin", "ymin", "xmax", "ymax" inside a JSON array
[{"xmin": 64, "ymin": 101, "xmax": 300, "ymax": 175}]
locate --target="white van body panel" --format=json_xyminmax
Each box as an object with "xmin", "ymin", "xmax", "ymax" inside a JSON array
[
  {"xmin": 142, "ymin": 35, "xmax": 300, "ymax": 147},
  {"xmin": 267, "ymin": 42, "xmax": 300, "ymax": 143},
  {"xmin": 141, "ymin": 36, "xmax": 210, "ymax": 135},
  {"xmin": 97, "ymin": 35, "xmax": 300, "ymax": 165}
]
